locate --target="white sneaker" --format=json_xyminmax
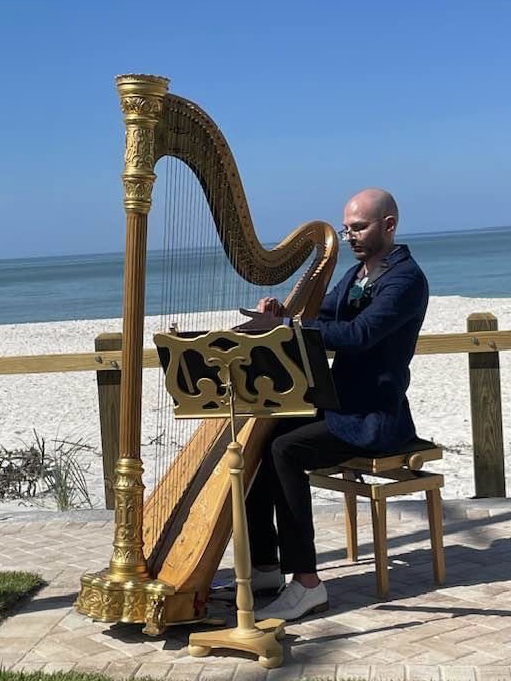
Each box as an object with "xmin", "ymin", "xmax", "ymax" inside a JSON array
[
  {"xmin": 251, "ymin": 567, "xmax": 285, "ymax": 595},
  {"xmin": 254, "ymin": 580, "xmax": 328, "ymax": 621},
  {"xmin": 210, "ymin": 567, "xmax": 285, "ymax": 599}
]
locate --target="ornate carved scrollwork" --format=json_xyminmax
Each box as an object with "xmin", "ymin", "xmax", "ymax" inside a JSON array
[{"xmin": 116, "ymin": 74, "xmax": 169, "ymax": 213}]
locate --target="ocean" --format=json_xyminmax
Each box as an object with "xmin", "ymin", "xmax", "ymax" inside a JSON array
[{"xmin": 1, "ymin": 226, "xmax": 510, "ymax": 325}]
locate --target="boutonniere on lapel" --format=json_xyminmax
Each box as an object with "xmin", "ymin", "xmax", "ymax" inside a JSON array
[
  {"xmin": 347, "ymin": 255, "xmax": 394, "ymax": 309},
  {"xmin": 348, "ymin": 275, "xmax": 373, "ymax": 308}
]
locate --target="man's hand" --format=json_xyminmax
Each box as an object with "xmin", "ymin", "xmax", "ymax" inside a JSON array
[
  {"xmin": 234, "ymin": 307, "xmax": 284, "ymax": 331},
  {"xmin": 257, "ymin": 297, "xmax": 286, "ymax": 316}
]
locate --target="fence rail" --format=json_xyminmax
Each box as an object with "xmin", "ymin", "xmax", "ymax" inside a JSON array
[
  {"xmin": 1, "ymin": 313, "xmax": 509, "ymax": 505},
  {"xmin": 1, "ymin": 329, "xmax": 511, "ymax": 376}
]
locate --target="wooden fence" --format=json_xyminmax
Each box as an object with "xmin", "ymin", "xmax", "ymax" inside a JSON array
[{"xmin": 1, "ymin": 313, "xmax": 510, "ymax": 508}]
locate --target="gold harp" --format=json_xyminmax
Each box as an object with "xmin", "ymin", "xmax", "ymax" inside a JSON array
[{"xmin": 76, "ymin": 74, "xmax": 338, "ymax": 634}]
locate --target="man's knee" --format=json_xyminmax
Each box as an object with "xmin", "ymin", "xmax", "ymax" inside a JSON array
[
  {"xmin": 271, "ymin": 430, "xmax": 291, "ymax": 455},
  {"xmin": 271, "ymin": 431, "xmax": 302, "ymax": 472}
]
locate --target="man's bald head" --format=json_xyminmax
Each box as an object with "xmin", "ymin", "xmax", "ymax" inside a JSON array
[
  {"xmin": 345, "ymin": 188, "xmax": 399, "ymax": 226},
  {"xmin": 342, "ymin": 188, "xmax": 400, "ymax": 269}
]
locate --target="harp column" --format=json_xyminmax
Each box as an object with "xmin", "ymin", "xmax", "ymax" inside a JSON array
[{"xmin": 111, "ymin": 74, "xmax": 169, "ymax": 580}]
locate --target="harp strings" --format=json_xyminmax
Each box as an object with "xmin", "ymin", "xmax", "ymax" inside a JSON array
[
  {"xmin": 146, "ymin": 109, "xmax": 316, "ymax": 544},
  {"xmin": 149, "ymin": 116, "xmax": 237, "ymax": 539}
]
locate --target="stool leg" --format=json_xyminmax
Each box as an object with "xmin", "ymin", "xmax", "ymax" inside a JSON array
[
  {"xmin": 370, "ymin": 497, "xmax": 389, "ymax": 598},
  {"xmin": 344, "ymin": 491, "xmax": 358, "ymax": 562},
  {"xmin": 426, "ymin": 488, "xmax": 445, "ymax": 585}
]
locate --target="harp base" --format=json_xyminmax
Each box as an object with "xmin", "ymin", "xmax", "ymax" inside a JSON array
[
  {"xmin": 75, "ymin": 569, "xmax": 175, "ymax": 635},
  {"xmin": 189, "ymin": 618, "xmax": 285, "ymax": 668}
]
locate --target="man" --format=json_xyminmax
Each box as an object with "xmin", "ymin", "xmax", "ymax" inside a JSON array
[{"xmin": 237, "ymin": 187, "xmax": 429, "ymax": 622}]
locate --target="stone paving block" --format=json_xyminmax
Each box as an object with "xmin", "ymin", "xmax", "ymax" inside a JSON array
[
  {"xmin": 79, "ymin": 647, "xmax": 134, "ymax": 667},
  {"xmin": 135, "ymin": 662, "xmax": 174, "ymax": 679},
  {"xmin": 352, "ymin": 648, "xmax": 411, "ymax": 665},
  {"xmin": 371, "ymin": 639, "xmax": 425, "ymax": 661},
  {"xmin": 335, "ymin": 663, "xmax": 370, "ymax": 680},
  {"xmin": 154, "ymin": 664, "xmax": 203, "ymax": 681},
  {"xmin": 9, "ymin": 661, "xmax": 46, "ymax": 673},
  {"xmin": 439, "ymin": 666, "xmax": 476, "ymax": 681},
  {"xmin": 104, "ymin": 659, "xmax": 145, "ymax": 679},
  {"xmin": 0, "ymin": 547, "xmax": 35, "ymax": 562},
  {"xmin": 233, "ymin": 662, "xmax": 270, "ymax": 681},
  {"xmin": 34, "ymin": 636, "xmax": 100, "ymax": 663},
  {"xmin": 405, "ymin": 645, "xmax": 471, "ymax": 665},
  {"xmin": 264, "ymin": 663, "xmax": 304, "ymax": 680},
  {"xmin": 197, "ymin": 663, "xmax": 239, "ymax": 680},
  {"xmin": 298, "ymin": 650, "xmax": 362, "ymax": 666},
  {"xmin": 484, "ymin": 584, "xmax": 511, "ymax": 599},
  {"xmin": 58, "ymin": 611, "xmax": 95, "ymax": 631},
  {"xmin": 369, "ymin": 664, "xmax": 406, "ymax": 681},
  {"xmin": 301, "ymin": 663, "xmax": 337, "ymax": 679},
  {"xmin": 48, "ymin": 628, "xmax": 120, "ymax": 656},
  {"xmin": 413, "ymin": 637, "xmax": 473, "ymax": 662},
  {"xmin": 412, "ymin": 623, "xmax": 473, "ymax": 646},
  {"xmin": 335, "ymin": 588, "xmax": 380, "ymax": 609},
  {"xmin": 167, "ymin": 664, "xmax": 206, "ymax": 681},
  {"xmin": 390, "ymin": 622, "xmax": 458, "ymax": 644},
  {"xmin": 488, "ymin": 624, "xmax": 511, "ymax": 644},
  {"xmin": 0, "ymin": 653, "xmax": 24, "ymax": 670},
  {"xmin": 71, "ymin": 660, "xmax": 111, "ymax": 675},
  {"xmin": 0, "ymin": 636, "xmax": 42, "ymax": 653},
  {"xmin": 459, "ymin": 632, "xmax": 511, "ymax": 656},
  {"xmin": 452, "ymin": 651, "xmax": 504, "ymax": 666},
  {"xmin": 484, "ymin": 661, "xmax": 511, "ymax": 668},
  {"xmin": 291, "ymin": 639, "xmax": 364, "ymax": 664},
  {"xmin": 326, "ymin": 611, "xmax": 382, "ymax": 632},
  {"xmin": 42, "ymin": 662, "xmax": 77, "ymax": 674},
  {"xmin": 404, "ymin": 664, "xmax": 442, "ymax": 680},
  {"xmin": 88, "ymin": 631, "xmax": 163, "ymax": 656},
  {"xmin": 474, "ymin": 667, "xmax": 511, "ymax": 681}
]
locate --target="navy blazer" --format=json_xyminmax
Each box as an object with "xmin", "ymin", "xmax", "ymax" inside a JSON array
[{"xmin": 303, "ymin": 244, "xmax": 428, "ymax": 452}]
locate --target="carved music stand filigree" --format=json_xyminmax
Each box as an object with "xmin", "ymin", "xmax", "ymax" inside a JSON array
[{"xmin": 154, "ymin": 322, "xmax": 334, "ymax": 668}]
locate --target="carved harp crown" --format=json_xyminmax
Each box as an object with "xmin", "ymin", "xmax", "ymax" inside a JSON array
[
  {"xmin": 117, "ymin": 73, "xmax": 338, "ymax": 314},
  {"xmin": 76, "ymin": 74, "xmax": 338, "ymax": 631}
]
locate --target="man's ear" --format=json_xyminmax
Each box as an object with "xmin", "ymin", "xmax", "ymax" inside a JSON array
[{"xmin": 384, "ymin": 215, "xmax": 397, "ymax": 234}]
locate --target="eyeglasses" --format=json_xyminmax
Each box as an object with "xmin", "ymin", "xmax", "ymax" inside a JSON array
[{"xmin": 338, "ymin": 217, "xmax": 388, "ymax": 242}]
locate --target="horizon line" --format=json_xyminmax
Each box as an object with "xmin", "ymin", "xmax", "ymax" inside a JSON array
[{"xmin": 2, "ymin": 224, "xmax": 511, "ymax": 263}]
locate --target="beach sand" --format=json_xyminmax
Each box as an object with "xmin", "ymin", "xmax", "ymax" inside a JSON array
[{"xmin": 0, "ymin": 296, "xmax": 510, "ymax": 513}]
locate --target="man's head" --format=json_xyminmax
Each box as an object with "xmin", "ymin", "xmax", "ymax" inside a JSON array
[{"xmin": 342, "ymin": 188, "xmax": 399, "ymax": 265}]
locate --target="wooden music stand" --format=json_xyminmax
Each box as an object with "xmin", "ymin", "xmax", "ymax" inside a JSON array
[{"xmin": 154, "ymin": 322, "xmax": 336, "ymax": 668}]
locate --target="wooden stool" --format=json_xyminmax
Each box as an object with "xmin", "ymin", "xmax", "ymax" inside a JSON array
[{"xmin": 308, "ymin": 438, "xmax": 446, "ymax": 598}]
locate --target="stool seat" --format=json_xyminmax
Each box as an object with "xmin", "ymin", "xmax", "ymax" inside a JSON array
[
  {"xmin": 315, "ymin": 437, "xmax": 442, "ymax": 476},
  {"xmin": 308, "ymin": 438, "xmax": 445, "ymax": 598}
]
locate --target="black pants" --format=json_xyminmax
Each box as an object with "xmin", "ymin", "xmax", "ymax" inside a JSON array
[{"xmin": 246, "ymin": 415, "xmax": 364, "ymax": 575}]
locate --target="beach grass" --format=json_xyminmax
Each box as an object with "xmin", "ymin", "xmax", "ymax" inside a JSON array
[{"xmin": 0, "ymin": 571, "xmax": 45, "ymax": 622}]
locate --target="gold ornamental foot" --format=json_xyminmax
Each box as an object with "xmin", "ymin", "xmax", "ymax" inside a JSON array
[
  {"xmin": 142, "ymin": 590, "xmax": 169, "ymax": 636},
  {"xmin": 75, "ymin": 569, "xmax": 174, "ymax": 633},
  {"xmin": 188, "ymin": 618, "xmax": 285, "ymax": 668}
]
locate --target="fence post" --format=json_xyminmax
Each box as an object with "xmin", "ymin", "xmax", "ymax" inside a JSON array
[
  {"xmin": 95, "ymin": 332, "xmax": 122, "ymax": 509},
  {"xmin": 467, "ymin": 313, "xmax": 505, "ymax": 497}
]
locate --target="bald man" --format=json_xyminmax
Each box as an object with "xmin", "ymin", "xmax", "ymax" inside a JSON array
[{"xmin": 235, "ymin": 188, "xmax": 428, "ymax": 621}]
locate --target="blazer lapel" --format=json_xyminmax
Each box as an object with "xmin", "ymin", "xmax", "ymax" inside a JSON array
[
  {"xmin": 335, "ymin": 265, "xmax": 359, "ymax": 317},
  {"xmin": 368, "ymin": 244, "xmax": 409, "ymax": 286}
]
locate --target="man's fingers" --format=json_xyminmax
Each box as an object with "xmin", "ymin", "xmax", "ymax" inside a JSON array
[
  {"xmin": 257, "ymin": 297, "xmax": 282, "ymax": 314},
  {"xmin": 256, "ymin": 297, "xmax": 272, "ymax": 313}
]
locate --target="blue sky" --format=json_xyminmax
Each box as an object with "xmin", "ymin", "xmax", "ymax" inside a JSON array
[{"xmin": 1, "ymin": 0, "xmax": 511, "ymax": 258}]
